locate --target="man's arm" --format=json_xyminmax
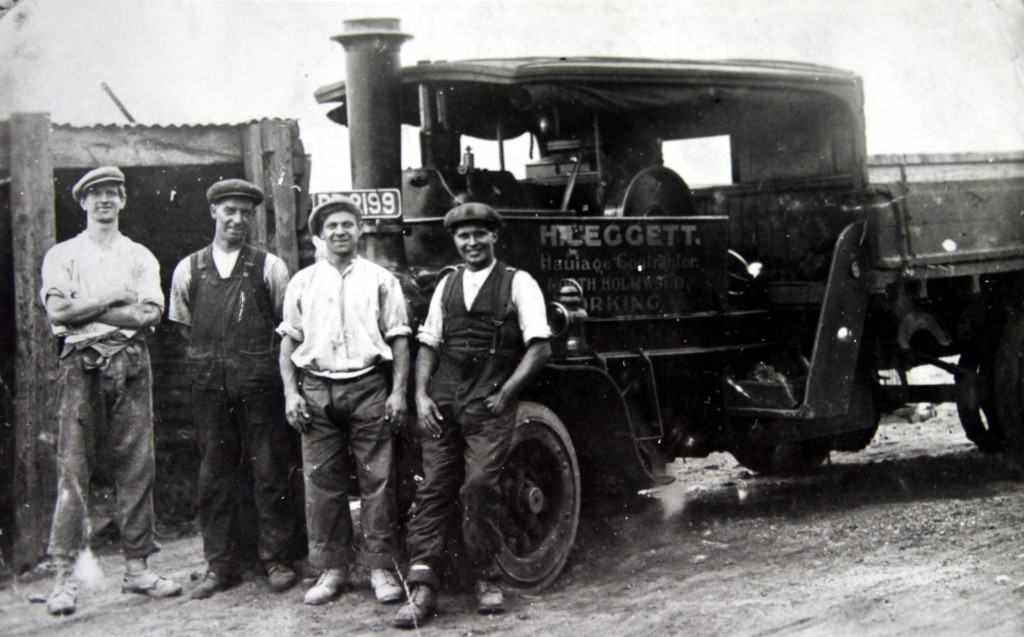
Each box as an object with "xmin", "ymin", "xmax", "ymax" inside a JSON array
[
  {"xmin": 44, "ymin": 288, "xmax": 137, "ymax": 327},
  {"xmin": 384, "ymin": 335, "xmax": 410, "ymax": 426},
  {"xmin": 168, "ymin": 257, "xmax": 193, "ymax": 341},
  {"xmin": 485, "ymin": 339, "xmax": 553, "ymax": 416},
  {"xmin": 279, "ymin": 334, "xmax": 310, "ymax": 433},
  {"xmin": 96, "ymin": 302, "xmax": 163, "ymax": 329},
  {"xmin": 414, "ymin": 345, "xmax": 444, "ymax": 437}
]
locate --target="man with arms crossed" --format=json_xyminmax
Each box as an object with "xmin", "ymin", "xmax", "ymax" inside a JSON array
[
  {"xmin": 395, "ymin": 202, "xmax": 552, "ymax": 629},
  {"xmin": 169, "ymin": 179, "xmax": 303, "ymax": 598},
  {"xmin": 41, "ymin": 166, "xmax": 181, "ymax": 615},
  {"xmin": 278, "ymin": 198, "xmax": 410, "ymax": 606}
]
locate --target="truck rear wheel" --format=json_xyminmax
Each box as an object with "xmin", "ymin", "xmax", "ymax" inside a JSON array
[
  {"xmin": 495, "ymin": 401, "xmax": 581, "ymax": 592},
  {"xmin": 995, "ymin": 316, "xmax": 1024, "ymax": 464},
  {"xmin": 956, "ymin": 350, "xmax": 1004, "ymax": 452}
]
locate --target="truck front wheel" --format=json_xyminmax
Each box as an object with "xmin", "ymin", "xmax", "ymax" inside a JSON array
[{"xmin": 495, "ymin": 401, "xmax": 581, "ymax": 592}]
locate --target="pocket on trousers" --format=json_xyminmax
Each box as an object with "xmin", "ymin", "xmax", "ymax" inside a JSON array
[{"xmin": 299, "ymin": 374, "xmax": 329, "ymax": 411}]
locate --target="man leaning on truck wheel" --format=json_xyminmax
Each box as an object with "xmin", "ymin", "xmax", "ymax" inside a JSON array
[{"xmin": 395, "ymin": 203, "xmax": 552, "ymax": 629}]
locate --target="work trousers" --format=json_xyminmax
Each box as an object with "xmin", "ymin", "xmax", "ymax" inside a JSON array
[
  {"xmin": 405, "ymin": 404, "xmax": 516, "ymax": 588},
  {"xmin": 299, "ymin": 370, "xmax": 397, "ymax": 570},
  {"xmin": 48, "ymin": 342, "xmax": 159, "ymax": 560},
  {"xmin": 193, "ymin": 383, "xmax": 301, "ymax": 575}
]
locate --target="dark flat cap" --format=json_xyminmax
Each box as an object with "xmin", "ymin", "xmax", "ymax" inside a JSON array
[
  {"xmin": 206, "ymin": 179, "xmax": 264, "ymax": 205},
  {"xmin": 443, "ymin": 202, "xmax": 503, "ymax": 231},
  {"xmin": 72, "ymin": 166, "xmax": 125, "ymax": 200},
  {"xmin": 308, "ymin": 197, "xmax": 362, "ymax": 236}
]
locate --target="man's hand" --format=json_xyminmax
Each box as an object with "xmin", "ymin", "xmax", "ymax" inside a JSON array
[
  {"xmin": 285, "ymin": 392, "xmax": 312, "ymax": 433},
  {"xmin": 384, "ymin": 390, "xmax": 409, "ymax": 431},
  {"xmin": 485, "ymin": 389, "xmax": 512, "ymax": 416},
  {"xmin": 415, "ymin": 393, "xmax": 444, "ymax": 438}
]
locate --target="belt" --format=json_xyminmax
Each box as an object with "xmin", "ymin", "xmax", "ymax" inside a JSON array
[{"xmin": 303, "ymin": 366, "xmax": 385, "ymax": 384}]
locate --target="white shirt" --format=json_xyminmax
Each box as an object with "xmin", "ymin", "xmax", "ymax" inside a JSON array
[
  {"xmin": 40, "ymin": 231, "xmax": 164, "ymax": 344},
  {"xmin": 277, "ymin": 257, "xmax": 412, "ymax": 379},
  {"xmin": 211, "ymin": 245, "xmax": 241, "ymax": 278},
  {"xmin": 418, "ymin": 262, "xmax": 551, "ymax": 350}
]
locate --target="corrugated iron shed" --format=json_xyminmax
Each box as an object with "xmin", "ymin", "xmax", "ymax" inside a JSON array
[{"xmin": 0, "ymin": 113, "xmax": 309, "ymax": 572}]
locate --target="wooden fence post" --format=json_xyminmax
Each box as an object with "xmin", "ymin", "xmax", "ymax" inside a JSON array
[
  {"xmin": 241, "ymin": 123, "xmax": 269, "ymax": 250},
  {"xmin": 10, "ymin": 112, "xmax": 58, "ymax": 571},
  {"xmin": 261, "ymin": 121, "xmax": 298, "ymax": 273}
]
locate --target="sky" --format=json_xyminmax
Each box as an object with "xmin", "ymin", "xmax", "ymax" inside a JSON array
[{"xmin": 2, "ymin": 0, "xmax": 1023, "ymax": 191}]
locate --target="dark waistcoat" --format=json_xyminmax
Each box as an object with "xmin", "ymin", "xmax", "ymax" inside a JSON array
[{"xmin": 429, "ymin": 261, "xmax": 524, "ymax": 415}]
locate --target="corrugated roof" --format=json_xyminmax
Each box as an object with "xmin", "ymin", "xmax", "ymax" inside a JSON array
[{"xmin": 49, "ymin": 117, "xmax": 298, "ymax": 129}]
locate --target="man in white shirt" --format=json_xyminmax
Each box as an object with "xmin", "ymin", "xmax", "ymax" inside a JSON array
[
  {"xmin": 395, "ymin": 203, "xmax": 552, "ymax": 629},
  {"xmin": 40, "ymin": 166, "xmax": 181, "ymax": 616},
  {"xmin": 278, "ymin": 198, "xmax": 411, "ymax": 606},
  {"xmin": 169, "ymin": 179, "xmax": 302, "ymax": 599}
]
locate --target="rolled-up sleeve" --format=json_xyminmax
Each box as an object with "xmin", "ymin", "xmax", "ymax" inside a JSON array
[
  {"xmin": 136, "ymin": 247, "xmax": 165, "ymax": 312},
  {"xmin": 276, "ymin": 274, "xmax": 306, "ymax": 342},
  {"xmin": 513, "ymin": 271, "xmax": 551, "ymax": 344},
  {"xmin": 378, "ymin": 272, "xmax": 412, "ymax": 341},
  {"xmin": 416, "ymin": 277, "xmax": 446, "ymax": 350},
  {"xmin": 265, "ymin": 255, "xmax": 292, "ymax": 321},
  {"xmin": 39, "ymin": 246, "xmax": 72, "ymax": 305},
  {"xmin": 167, "ymin": 258, "xmax": 192, "ymax": 326}
]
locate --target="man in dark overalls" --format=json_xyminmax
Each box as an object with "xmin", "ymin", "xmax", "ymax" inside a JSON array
[
  {"xmin": 395, "ymin": 203, "xmax": 552, "ymax": 629},
  {"xmin": 169, "ymin": 179, "xmax": 302, "ymax": 598}
]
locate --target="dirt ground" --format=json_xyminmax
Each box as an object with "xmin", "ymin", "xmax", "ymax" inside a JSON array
[{"xmin": 4, "ymin": 400, "xmax": 1024, "ymax": 636}]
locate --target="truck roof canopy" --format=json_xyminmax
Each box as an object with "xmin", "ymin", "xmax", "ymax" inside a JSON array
[{"xmin": 316, "ymin": 57, "xmax": 864, "ymax": 140}]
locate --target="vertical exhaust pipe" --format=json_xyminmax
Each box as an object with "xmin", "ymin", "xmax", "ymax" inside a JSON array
[{"xmin": 333, "ymin": 18, "xmax": 411, "ymax": 268}]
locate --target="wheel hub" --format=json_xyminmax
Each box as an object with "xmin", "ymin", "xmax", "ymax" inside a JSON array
[{"xmin": 518, "ymin": 479, "xmax": 545, "ymax": 514}]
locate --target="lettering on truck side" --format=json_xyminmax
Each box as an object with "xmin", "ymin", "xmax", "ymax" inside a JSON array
[
  {"xmin": 539, "ymin": 223, "xmax": 702, "ymax": 248},
  {"xmin": 534, "ymin": 222, "xmax": 710, "ymax": 316}
]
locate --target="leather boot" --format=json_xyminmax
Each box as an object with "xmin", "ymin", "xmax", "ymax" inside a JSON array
[{"xmin": 393, "ymin": 584, "xmax": 436, "ymax": 629}]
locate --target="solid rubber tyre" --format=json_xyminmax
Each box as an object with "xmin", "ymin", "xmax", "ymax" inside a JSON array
[{"xmin": 495, "ymin": 401, "xmax": 581, "ymax": 593}]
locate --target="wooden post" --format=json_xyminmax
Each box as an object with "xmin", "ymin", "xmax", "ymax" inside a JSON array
[
  {"xmin": 261, "ymin": 121, "xmax": 299, "ymax": 273},
  {"xmin": 9, "ymin": 113, "xmax": 58, "ymax": 571},
  {"xmin": 241, "ymin": 123, "xmax": 269, "ymax": 250}
]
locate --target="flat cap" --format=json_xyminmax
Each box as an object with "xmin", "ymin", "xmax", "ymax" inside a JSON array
[
  {"xmin": 72, "ymin": 166, "xmax": 125, "ymax": 200},
  {"xmin": 308, "ymin": 197, "xmax": 362, "ymax": 236},
  {"xmin": 206, "ymin": 179, "xmax": 264, "ymax": 205},
  {"xmin": 443, "ymin": 202, "xmax": 503, "ymax": 231}
]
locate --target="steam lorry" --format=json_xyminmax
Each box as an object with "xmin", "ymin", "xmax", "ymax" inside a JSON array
[{"xmin": 313, "ymin": 18, "xmax": 1024, "ymax": 591}]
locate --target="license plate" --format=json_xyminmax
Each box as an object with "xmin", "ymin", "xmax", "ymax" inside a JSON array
[{"xmin": 311, "ymin": 189, "xmax": 402, "ymax": 219}]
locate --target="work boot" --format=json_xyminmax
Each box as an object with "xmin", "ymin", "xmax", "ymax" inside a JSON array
[
  {"xmin": 189, "ymin": 570, "xmax": 241, "ymax": 600},
  {"xmin": 393, "ymin": 584, "xmax": 436, "ymax": 629},
  {"xmin": 266, "ymin": 561, "xmax": 298, "ymax": 593},
  {"xmin": 370, "ymin": 568, "xmax": 403, "ymax": 604},
  {"xmin": 303, "ymin": 567, "xmax": 346, "ymax": 605},
  {"xmin": 475, "ymin": 579, "xmax": 505, "ymax": 614},
  {"xmin": 47, "ymin": 560, "xmax": 78, "ymax": 616},
  {"xmin": 122, "ymin": 558, "xmax": 182, "ymax": 599}
]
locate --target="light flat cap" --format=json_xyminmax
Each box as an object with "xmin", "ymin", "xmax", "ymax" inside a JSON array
[
  {"xmin": 443, "ymin": 202, "xmax": 503, "ymax": 231},
  {"xmin": 308, "ymin": 197, "xmax": 362, "ymax": 236},
  {"xmin": 206, "ymin": 178, "xmax": 265, "ymax": 205},
  {"xmin": 72, "ymin": 166, "xmax": 125, "ymax": 200}
]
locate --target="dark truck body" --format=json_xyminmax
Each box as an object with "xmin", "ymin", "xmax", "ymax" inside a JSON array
[{"xmin": 317, "ymin": 19, "xmax": 1024, "ymax": 590}]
